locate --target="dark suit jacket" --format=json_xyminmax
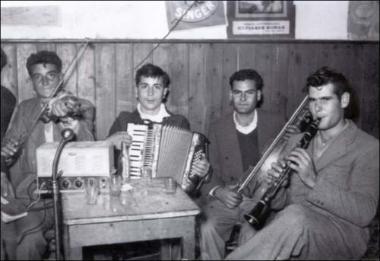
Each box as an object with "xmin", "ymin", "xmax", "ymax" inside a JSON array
[
  {"xmin": 1, "ymin": 86, "xmax": 16, "ymax": 139},
  {"xmin": 201, "ymin": 110, "xmax": 286, "ymax": 197}
]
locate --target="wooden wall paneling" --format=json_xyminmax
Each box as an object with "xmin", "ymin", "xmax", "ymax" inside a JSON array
[
  {"xmin": 285, "ymin": 43, "xmax": 320, "ymax": 118},
  {"xmin": 359, "ymin": 45, "xmax": 379, "ymax": 138},
  {"xmin": 16, "ymin": 43, "xmax": 37, "ymax": 102},
  {"xmin": 152, "ymin": 43, "xmax": 171, "ymax": 72},
  {"xmin": 333, "ymin": 44, "xmax": 362, "ymax": 124},
  {"xmin": 131, "ymin": 43, "xmax": 154, "ymax": 113},
  {"xmin": 76, "ymin": 42, "xmax": 96, "ymax": 135},
  {"xmin": 237, "ymin": 44, "xmax": 256, "ymax": 70},
  {"xmin": 252, "ymin": 44, "xmax": 284, "ymax": 115},
  {"xmin": 1, "ymin": 44, "xmax": 19, "ymax": 98},
  {"xmin": 272, "ymin": 44, "xmax": 290, "ymax": 118},
  {"xmin": 221, "ymin": 44, "xmax": 238, "ymax": 115},
  {"xmin": 76, "ymin": 43, "xmax": 96, "ymax": 103},
  {"xmin": 132, "ymin": 43, "xmax": 154, "ymax": 76},
  {"xmin": 205, "ymin": 43, "xmax": 224, "ymax": 122},
  {"xmin": 152, "ymin": 43, "xmax": 184, "ymax": 117},
  {"xmin": 158, "ymin": 44, "xmax": 189, "ymax": 117},
  {"xmin": 56, "ymin": 44, "xmax": 78, "ymax": 96},
  {"xmin": 115, "ymin": 43, "xmax": 134, "ymax": 115},
  {"xmin": 344, "ymin": 45, "xmax": 362, "ymax": 124},
  {"xmin": 188, "ymin": 43, "xmax": 207, "ymax": 134},
  {"xmin": 35, "ymin": 43, "xmax": 56, "ymax": 52},
  {"xmin": 94, "ymin": 43, "xmax": 117, "ymax": 140}
]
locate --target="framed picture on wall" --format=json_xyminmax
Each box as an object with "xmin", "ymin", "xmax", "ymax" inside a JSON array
[{"xmin": 227, "ymin": 1, "xmax": 295, "ymax": 39}]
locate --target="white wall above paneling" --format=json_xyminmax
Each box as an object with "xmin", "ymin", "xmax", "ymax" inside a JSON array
[{"xmin": 0, "ymin": 1, "xmax": 354, "ymax": 40}]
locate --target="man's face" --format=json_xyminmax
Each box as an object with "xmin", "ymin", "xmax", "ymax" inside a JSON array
[
  {"xmin": 136, "ymin": 76, "xmax": 168, "ymax": 114},
  {"xmin": 30, "ymin": 63, "xmax": 61, "ymax": 99},
  {"xmin": 308, "ymin": 83, "xmax": 349, "ymax": 131},
  {"xmin": 230, "ymin": 80, "xmax": 261, "ymax": 115}
]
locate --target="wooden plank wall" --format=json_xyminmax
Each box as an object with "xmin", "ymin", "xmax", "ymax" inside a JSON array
[{"xmin": 1, "ymin": 41, "xmax": 378, "ymax": 140}]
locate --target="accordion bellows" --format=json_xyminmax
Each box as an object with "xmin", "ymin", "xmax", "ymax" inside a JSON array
[{"xmin": 127, "ymin": 123, "xmax": 206, "ymax": 191}]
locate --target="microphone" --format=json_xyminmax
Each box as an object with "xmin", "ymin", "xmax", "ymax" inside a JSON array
[
  {"xmin": 52, "ymin": 128, "xmax": 75, "ymax": 260},
  {"xmin": 61, "ymin": 128, "xmax": 75, "ymax": 141}
]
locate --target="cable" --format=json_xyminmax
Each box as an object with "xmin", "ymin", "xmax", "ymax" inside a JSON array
[
  {"xmin": 17, "ymin": 199, "xmax": 48, "ymax": 245},
  {"xmin": 133, "ymin": 1, "xmax": 198, "ymax": 70}
]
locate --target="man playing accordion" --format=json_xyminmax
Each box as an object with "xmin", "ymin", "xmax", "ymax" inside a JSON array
[{"xmin": 106, "ymin": 63, "xmax": 211, "ymax": 192}]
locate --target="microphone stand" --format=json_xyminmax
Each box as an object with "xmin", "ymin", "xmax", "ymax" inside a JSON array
[{"xmin": 51, "ymin": 128, "xmax": 75, "ymax": 260}]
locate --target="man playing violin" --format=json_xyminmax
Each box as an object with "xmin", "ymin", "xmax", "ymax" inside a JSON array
[
  {"xmin": 225, "ymin": 67, "xmax": 379, "ymax": 260},
  {"xmin": 1, "ymin": 50, "xmax": 95, "ymax": 260}
]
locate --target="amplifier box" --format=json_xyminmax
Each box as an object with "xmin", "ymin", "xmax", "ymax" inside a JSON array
[
  {"xmin": 36, "ymin": 141, "xmax": 115, "ymax": 193},
  {"xmin": 37, "ymin": 141, "xmax": 114, "ymax": 177},
  {"xmin": 37, "ymin": 176, "xmax": 110, "ymax": 193}
]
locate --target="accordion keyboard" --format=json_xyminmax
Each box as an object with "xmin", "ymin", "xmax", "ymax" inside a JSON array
[{"xmin": 127, "ymin": 124, "xmax": 149, "ymax": 177}]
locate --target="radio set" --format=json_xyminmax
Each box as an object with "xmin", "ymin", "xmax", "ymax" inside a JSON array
[{"xmin": 36, "ymin": 141, "xmax": 114, "ymax": 193}]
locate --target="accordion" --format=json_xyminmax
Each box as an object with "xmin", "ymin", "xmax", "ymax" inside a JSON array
[{"xmin": 127, "ymin": 123, "xmax": 209, "ymax": 193}]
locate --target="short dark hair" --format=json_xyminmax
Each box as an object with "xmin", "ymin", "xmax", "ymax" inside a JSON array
[
  {"xmin": 229, "ymin": 69, "xmax": 264, "ymax": 90},
  {"xmin": 1, "ymin": 48, "xmax": 7, "ymax": 70},
  {"xmin": 304, "ymin": 66, "xmax": 352, "ymax": 99},
  {"xmin": 26, "ymin": 50, "xmax": 62, "ymax": 76},
  {"xmin": 135, "ymin": 63, "xmax": 170, "ymax": 88}
]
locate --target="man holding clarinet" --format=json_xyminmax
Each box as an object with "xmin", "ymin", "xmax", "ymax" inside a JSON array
[{"xmin": 225, "ymin": 67, "xmax": 379, "ymax": 260}]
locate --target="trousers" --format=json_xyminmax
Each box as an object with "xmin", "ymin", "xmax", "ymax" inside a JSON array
[
  {"xmin": 200, "ymin": 197, "xmax": 258, "ymax": 260},
  {"xmin": 225, "ymin": 204, "xmax": 367, "ymax": 260}
]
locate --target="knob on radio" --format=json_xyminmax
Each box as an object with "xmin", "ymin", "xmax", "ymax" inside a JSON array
[{"xmin": 74, "ymin": 178, "xmax": 84, "ymax": 188}]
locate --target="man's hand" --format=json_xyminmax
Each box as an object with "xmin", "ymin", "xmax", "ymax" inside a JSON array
[
  {"xmin": 190, "ymin": 153, "xmax": 210, "ymax": 178},
  {"xmin": 1, "ymin": 138, "xmax": 21, "ymax": 164},
  {"xmin": 50, "ymin": 96, "xmax": 72, "ymax": 118},
  {"xmin": 1, "ymin": 211, "xmax": 27, "ymax": 223},
  {"xmin": 214, "ymin": 184, "xmax": 242, "ymax": 209},
  {"xmin": 283, "ymin": 124, "xmax": 301, "ymax": 141},
  {"xmin": 286, "ymin": 148, "xmax": 317, "ymax": 188},
  {"xmin": 1, "ymin": 171, "xmax": 14, "ymax": 198},
  {"xmin": 266, "ymin": 160, "xmax": 289, "ymax": 188},
  {"xmin": 106, "ymin": 132, "xmax": 132, "ymax": 150}
]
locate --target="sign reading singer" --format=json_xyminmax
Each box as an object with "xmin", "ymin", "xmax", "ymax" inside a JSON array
[{"xmin": 166, "ymin": 1, "xmax": 226, "ymax": 31}]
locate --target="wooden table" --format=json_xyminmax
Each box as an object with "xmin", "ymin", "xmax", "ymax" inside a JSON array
[{"xmin": 61, "ymin": 178, "xmax": 200, "ymax": 260}]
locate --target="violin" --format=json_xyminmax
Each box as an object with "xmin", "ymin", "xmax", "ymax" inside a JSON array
[
  {"xmin": 39, "ymin": 93, "xmax": 89, "ymax": 123},
  {"xmin": 1, "ymin": 41, "xmax": 90, "ymax": 167}
]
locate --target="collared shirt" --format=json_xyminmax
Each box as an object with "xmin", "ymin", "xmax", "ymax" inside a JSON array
[
  {"xmin": 44, "ymin": 122, "xmax": 54, "ymax": 142},
  {"xmin": 233, "ymin": 109, "xmax": 258, "ymax": 134},
  {"xmin": 136, "ymin": 103, "xmax": 170, "ymax": 123}
]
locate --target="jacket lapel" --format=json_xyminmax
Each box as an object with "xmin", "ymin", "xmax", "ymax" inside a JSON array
[
  {"xmin": 313, "ymin": 120, "xmax": 357, "ymax": 171},
  {"xmin": 218, "ymin": 114, "xmax": 244, "ymax": 182}
]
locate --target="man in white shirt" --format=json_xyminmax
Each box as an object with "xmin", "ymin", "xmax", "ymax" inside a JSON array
[
  {"xmin": 107, "ymin": 63, "xmax": 210, "ymax": 187},
  {"xmin": 199, "ymin": 69, "xmax": 288, "ymax": 260}
]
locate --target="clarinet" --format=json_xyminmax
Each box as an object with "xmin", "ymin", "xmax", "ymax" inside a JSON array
[{"xmin": 244, "ymin": 118, "xmax": 320, "ymax": 229}]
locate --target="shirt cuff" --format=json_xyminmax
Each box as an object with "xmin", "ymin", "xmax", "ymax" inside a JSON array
[{"xmin": 209, "ymin": 185, "xmax": 222, "ymax": 197}]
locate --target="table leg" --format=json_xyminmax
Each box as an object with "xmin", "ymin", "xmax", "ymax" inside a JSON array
[
  {"xmin": 66, "ymin": 246, "xmax": 82, "ymax": 260},
  {"xmin": 182, "ymin": 229, "xmax": 195, "ymax": 260}
]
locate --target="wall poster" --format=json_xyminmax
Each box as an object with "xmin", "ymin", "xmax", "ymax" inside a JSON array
[{"xmin": 227, "ymin": 1, "xmax": 295, "ymax": 39}]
